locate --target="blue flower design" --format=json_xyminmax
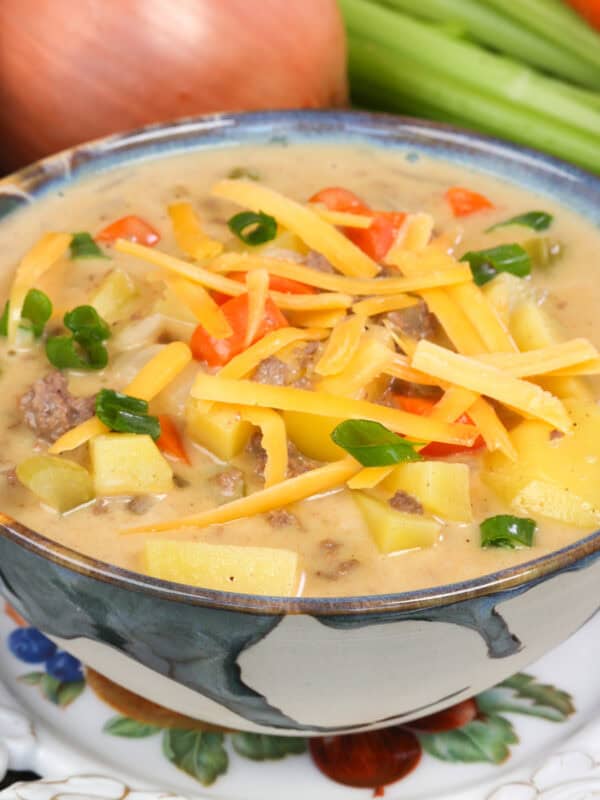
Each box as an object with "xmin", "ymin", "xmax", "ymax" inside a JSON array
[
  {"xmin": 45, "ymin": 650, "xmax": 84, "ymax": 683},
  {"xmin": 8, "ymin": 627, "xmax": 57, "ymax": 663}
]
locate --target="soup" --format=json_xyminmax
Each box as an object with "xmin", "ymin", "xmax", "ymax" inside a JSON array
[{"xmin": 1, "ymin": 143, "xmax": 599, "ymax": 598}]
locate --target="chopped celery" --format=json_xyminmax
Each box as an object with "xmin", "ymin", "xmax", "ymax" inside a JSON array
[{"xmin": 521, "ymin": 238, "xmax": 563, "ymax": 268}]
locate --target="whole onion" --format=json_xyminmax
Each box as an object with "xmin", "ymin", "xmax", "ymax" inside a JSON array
[{"xmin": 0, "ymin": 0, "xmax": 347, "ymax": 171}]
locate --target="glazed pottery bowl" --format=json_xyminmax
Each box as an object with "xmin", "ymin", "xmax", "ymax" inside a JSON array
[{"xmin": 1, "ymin": 111, "xmax": 600, "ymax": 737}]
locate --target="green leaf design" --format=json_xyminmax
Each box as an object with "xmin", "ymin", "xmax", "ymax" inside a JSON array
[
  {"xmin": 418, "ymin": 715, "xmax": 517, "ymax": 764},
  {"xmin": 56, "ymin": 680, "xmax": 86, "ymax": 708},
  {"xmin": 477, "ymin": 673, "xmax": 575, "ymax": 722},
  {"xmin": 39, "ymin": 674, "xmax": 62, "ymax": 704},
  {"xmin": 103, "ymin": 716, "xmax": 162, "ymax": 738},
  {"xmin": 231, "ymin": 732, "xmax": 307, "ymax": 761},
  {"xmin": 162, "ymin": 729, "xmax": 228, "ymax": 786},
  {"xmin": 18, "ymin": 672, "xmax": 44, "ymax": 686}
]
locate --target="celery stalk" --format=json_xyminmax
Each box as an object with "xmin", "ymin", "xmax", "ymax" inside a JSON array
[
  {"xmin": 346, "ymin": 33, "xmax": 600, "ymax": 173},
  {"xmin": 483, "ymin": 0, "xmax": 600, "ymax": 73},
  {"xmin": 378, "ymin": 0, "xmax": 600, "ymax": 90},
  {"xmin": 340, "ymin": 0, "xmax": 600, "ymax": 139}
]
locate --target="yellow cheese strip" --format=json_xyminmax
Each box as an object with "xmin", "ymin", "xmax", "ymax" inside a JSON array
[
  {"xmin": 382, "ymin": 323, "xmax": 419, "ymax": 359},
  {"xmin": 271, "ymin": 291, "xmax": 353, "ymax": 311},
  {"xmin": 544, "ymin": 359, "xmax": 600, "ymax": 377},
  {"xmin": 238, "ymin": 406, "xmax": 288, "ymax": 486},
  {"xmin": 352, "ymin": 294, "xmax": 420, "ymax": 317},
  {"xmin": 220, "ymin": 327, "xmax": 327, "ymax": 380},
  {"xmin": 468, "ymin": 398, "xmax": 517, "ymax": 460},
  {"xmin": 168, "ymin": 202, "xmax": 223, "ymax": 260},
  {"xmin": 347, "ymin": 466, "xmax": 396, "ymax": 489},
  {"xmin": 8, "ymin": 232, "xmax": 72, "ymax": 344},
  {"xmin": 429, "ymin": 387, "xmax": 478, "ymax": 422},
  {"xmin": 244, "ymin": 269, "xmax": 269, "ymax": 347},
  {"xmin": 315, "ymin": 315, "xmax": 365, "ymax": 376},
  {"xmin": 393, "ymin": 213, "xmax": 435, "ymax": 253},
  {"xmin": 212, "ymin": 179, "xmax": 379, "ymax": 278},
  {"xmin": 475, "ymin": 339, "xmax": 600, "ymax": 377},
  {"xmin": 211, "ymin": 253, "xmax": 472, "ymax": 296},
  {"xmin": 419, "ymin": 288, "xmax": 486, "ymax": 355},
  {"xmin": 167, "ymin": 277, "xmax": 232, "ymax": 338},
  {"xmin": 384, "ymin": 354, "xmax": 441, "ymax": 387},
  {"xmin": 412, "ymin": 340, "xmax": 571, "ymax": 432},
  {"xmin": 308, "ymin": 205, "xmax": 373, "ymax": 228},
  {"xmin": 191, "ymin": 374, "xmax": 478, "ymax": 445},
  {"xmin": 318, "ymin": 335, "xmax": 393, "ymax": 397},
  {"xmin": 446, "ymin": 282, "xmax": 518, "ymax": 354},
  {"xmin": 286, "ymin": 308, "xmax": 347, "ymax": 328},
  {"xmin": 50, "ymin": 342, "xmax": 192, "ymax": 453},
  {"xmin": 123, "ymin": 457, "xmax": 362, "ymax": 533}
]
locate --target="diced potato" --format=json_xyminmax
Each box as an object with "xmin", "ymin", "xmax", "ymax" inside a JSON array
[
  {"xmin": 144, "ymin": 540, "xmax": 298, "ymax": 595},
  {"xmin": 283, "ymin": 410, "xmax": 345, "ymax": 462},
  {"xmin": 353, "ymin": 492, "xmax": 441, "ymax": 554},
  {"xmin": 382, "ymin": 461, "xmax": 472, "ymax": 522},
  {"xmin": 90, "ymin": 269, "xmax": 137, "ymax": 322},
  {"xmin": 512, "ymin": 480, "xmax": 600, "ymax": 528},
  {"xmin": 90, "ymin": 434, "xmax": 173, "ymax": 495},
  {"xmin": 482, "ymin": 398, "xmax": 600, "ymax": 512},
  {"xmin": 16, "ymin": 455, "xmax": 94, "ymax": 512},
  {"xmin": 186, "ymin": 400, "xmax": 254, "ymax": 461}
]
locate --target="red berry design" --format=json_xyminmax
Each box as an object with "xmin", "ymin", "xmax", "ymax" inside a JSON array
[
  {"xmin": 409, "ymin": 699, "xmax": 479, "ymax": 733},
  {"xmin": 309, "ymin": 727, "xmax": 421, "ymax": 794}
]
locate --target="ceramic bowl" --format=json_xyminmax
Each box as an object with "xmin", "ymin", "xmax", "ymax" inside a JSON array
[{"xmin": 1, "ymin": 111, "xmax": 600, "ymax": 737}]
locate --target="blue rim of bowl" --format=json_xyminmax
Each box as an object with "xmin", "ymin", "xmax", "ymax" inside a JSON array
[{"xmin": 1, "ymin": 109, "xmax": 600, "ymax": 616}]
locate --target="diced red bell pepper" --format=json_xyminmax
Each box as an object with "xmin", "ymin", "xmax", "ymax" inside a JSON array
[
  {"xmin": 393, "ymin": 394, "xmax": 485, "ymax": 457},
  {"xmin": 191, "ymin": 293, "xmax": 288, "ymax": 366},
  {"xmin": 566, "ymin": 0, "xmax": 600, "ymax": 30},
  {"xmin": 96, "ymin": 215, "xmax": 160, "ymax": 246},
  {"xmin": 310, "ymin": 186, "xmax": 406, "ymax": 262},
  {"xmin": 156, "ymin": 415, "xmax": 190, "ymax": 464},
  {"xmin": 445, "ymin": 187, "xmax": 494, "ymax": 218}
]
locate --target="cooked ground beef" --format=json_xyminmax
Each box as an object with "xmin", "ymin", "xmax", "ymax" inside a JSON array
[
  {"xmin": 214, "ymin": 467, "xmax": 244, "ymax": 497},
  {"xmin": 266, "ymin": 508, "xmax": 299, "ymax": 527},
  {"xmin": 127, "ymin": 495, "xmax": 156, "ymax": 515},
  {"xmin": 248, "ymin": 433, "xmax": 319, "ymax": 479},
  {"xmin": 389, "ymin": 490, "xmax": 424, "ymax": 514},
  {"xmin": 319, "ymin": 538, "xmax": 341, "ymax": 555},
  {"xmin": 92, "ymin": 498, "xmax": 109, "ymax": 515},
  {"xmin": 252, "ymin": 356, "xmax": 292, "ymax": 386},
  {"xmin": 384, "ymin": 301, "xmax": 436, "ymax": 341},
  {"xmin": 549, "ymin": 429, "xmax": 565, "ymax": 441},
  {"xmin": 173, "ymin": 473, "xmax": 190, "ymax": 489},
  {"xmin": 316, "ymin": 558, "xmax": 361, "ymax": 580},
  {"xmin": 5, "ymin": 468, "xmax": 17, "ymax": 488},
  {"xmin": 304, "ymin": 250, "xmax": 335, "ymax": 273},
  {"xmin": 19, "ymin": 371, "xmax": 96, "ymax": 443}
]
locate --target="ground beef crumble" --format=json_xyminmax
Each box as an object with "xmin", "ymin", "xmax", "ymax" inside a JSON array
[
  {"xmin": 383, "ymin": 301, "xmax": 436, "ymax": 341},
  {"xmin": 213, "ymin": 467, "xmax": 245, "ymax": 497},
  {"xmin": 389, "ymin": 490, "xmax": 424, "ymax": 514},
  {"xmin": 19, "ymin": 371, "xmax": 96, "ymax": 443},
  {"xmin": 266, "ymin": 508, "xmax": 299, "ymax": 528},
  {"xmin": 316, "ymin": 558, "xmax": 361, "ymax": 581}
]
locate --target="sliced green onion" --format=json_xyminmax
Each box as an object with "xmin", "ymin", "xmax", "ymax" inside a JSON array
[
  {"xmin": 228, "ymin": 211, "xmax": 277, "ymax": 246},
  {"xmin": 521, "ymin": 237, "xmax": 563, "ymax": 268},
  {"xmin": 486, "ymin": 211, "xmax": 553, "ymax": 233},
  {"xmin": 70, "ymin": 232, "xmax": 108, "ymax": 260},
  {"xmin": 0, "ymin": 289, "xmax": 53, "ymax": 338},
  {"xmin": 480, "ymin": 514, "xmax": 536, "ymax": 549},
  {"xmin": 96, "ymin": 389, "xmax": 161, "ymax": 439},
  {"xmin": 228, "ymin": 167, "xmax": 260, "ymax": 181},
  {"xmin": 46, "ymin": 336, "xmax": 108, "ymax": 371},
  {"xmin": 64, "ymin": 305, "xmax": 111, "ymax": 343},
  {"xmin": 461, "ymin": 244, "xmax": 531, "ymax": 286},
  {"xmin": 331, "ymin": 419, "xmax": 424, "ymax": 466}
]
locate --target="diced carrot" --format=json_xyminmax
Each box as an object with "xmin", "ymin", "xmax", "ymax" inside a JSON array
[
  {"xmin": 566, "ymin": 0, "xmax": 600, "ymax": 30},
  {"xmin": 445, "ymin": 187, "xmax": 494, "ymax": 218},
  {"xmin": 156, "ymin": 415, "xmax": 190, "ymax": 464},
  {"xmin": 191, "ymin": 293, "xmax": 288, "ymax": 366},
  {"xmin": 96, "ymin": 216, "xmax": 160, "ymax": 246},
  {"xmin": 392, "ymin": 394, "xmax": 485, "ymax": 456},
  {"xmin": 309, "ymin": 187, "xmax": 371, "ymax": 214}
]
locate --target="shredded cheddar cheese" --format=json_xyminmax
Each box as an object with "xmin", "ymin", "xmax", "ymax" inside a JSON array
[
  {"xmin": 244, "ymin": 269, "xmax": 270, "ymax": 347},
  {"xmin": 308, "ymin": 205, "xmax": 373, "ymax": 228},
  {"xmin": 476, "ymin": 339, "xmax": 600, "ymax": 377},
  {"xmin": 352, "ymin": 294, "xmax": 420, "ymax": 317},
  {"xmin": 168, "ymin": 202, "xmax": 223, "ymax": 260},
  {"xmin": 167, "ymin": 277, "xmax": 232, "ymax": 338},
  {"xmin": 315, "ymin": 314, "xmax": 365, "ymax": 376},
  {"xmin": 347, "ymin": 466, "xmax": 396, "ymax": 489},
  {"xmin": 238, "ymin": 406, "xmax": 288, "ymax": 486}
]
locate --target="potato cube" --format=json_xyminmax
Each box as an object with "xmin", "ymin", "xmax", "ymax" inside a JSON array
[
  {"xmin": 353, "ymin": 492, "xmax": 440, "ymax": 554},
  {"xmin": 144, "ymin": 540, "xmax": 298, "ymax": 595},
  {"xmin": 512, "ymin": 480, "xmax": 600, "ymax": 528},
  {"xmin": 91, "ymin": 269, "xmax": 136, "ymax": 322},
  {"xmin": 186, "ymin": 400, "xmax": 254, "ymax": 461},
  {"xmin": 482, "ymin": 273, "xmax": 532, "ymax": 326},
  {"xmin": 90, "ymin": 434, "xmax": 173, "ymax": 496},
  {"xmin": 382, "ymin": 461, "xmax": 472, "ymax": 522},
  {"xmin": 283, "ymin": 410, "xmax": 346, "ymax": 462},
  {"xmin": 16, "ymin": 455, "xmax": 94, "ymax": 512}
]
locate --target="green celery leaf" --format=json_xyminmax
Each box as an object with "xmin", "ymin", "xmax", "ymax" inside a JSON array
[
  {"xmin": 96, "ymin": 389, "xmax": 161, "ymax": 439},
  {"xmin": 57, "ymin": 680, "xmax": 86, "ymax": 708},
  {"xmin": 70, "ymin": 232, "xmax": 109, "ymax": 260},
  {"xmin": 0, "ymin": 301, "xmax": 9, "ymax": 336},
  {"xmin": 486, "ymin": 211, "xmax": 553, "ymax": 232},
  {"xmin": 162, "ymin": 729, "xmax": 228, "ymax": 786},
  {"xmin": 522, "ymin": 237, "xmax": 563, "ymax": 268},
  {"xmin": 228, "ymin": 211, "xmax": 277, "ymax": 246},
  {"xmin": 480, "ymin": 515, "xmax": 536, "ymax": 549},
  {"xmin": 231, "ymin": 732, "xmax": 307, "ymax": 761},
  {"xmin": 331, "ymin": 419, "xmax": 424, "ymax": 466},
  {"xmin": 103, "ymin": 715, "xmax": 162, "ymax": 737},
  {"xmin": 461, "ymin": 244, "xmax": 531, "ymax": 286},
  {"xmin": 18, "ymin": 671, "xmax": 44, "ymax": 685},
  {"xmin": 477, "ymin": 673, "xmax": 575, "ymax": 722},
  {"xmin": 418, "ymin": 715, "xmax": 517, "ymax": 764},
  {"xmin": 40, "ymin": 674, "xmax": 62, "ymax": 704}
]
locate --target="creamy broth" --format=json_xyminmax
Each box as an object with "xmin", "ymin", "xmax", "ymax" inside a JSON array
[{"xmin": 1, "ymin": 143, "xmax": 599, "ymax": 597}]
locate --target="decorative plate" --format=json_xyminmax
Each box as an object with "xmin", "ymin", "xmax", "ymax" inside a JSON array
[{"xmin": 0, "ymin": 605, "xmax": 600, "ymax": 799}]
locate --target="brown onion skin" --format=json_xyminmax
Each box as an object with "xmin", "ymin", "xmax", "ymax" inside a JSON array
[{"xmin": 0, "ymin": 0, "xmax": 347, "ymax": 172}]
